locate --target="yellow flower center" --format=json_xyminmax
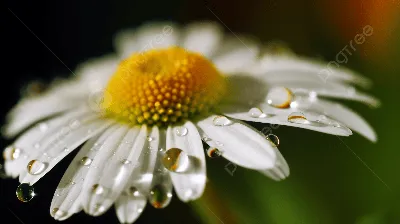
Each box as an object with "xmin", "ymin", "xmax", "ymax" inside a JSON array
[{"xmin": 102, "ymin": 47, "xmax": 226, "ymax": 126}]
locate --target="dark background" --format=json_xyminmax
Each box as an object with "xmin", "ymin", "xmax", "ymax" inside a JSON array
[{"xmin": 2, "ymin": 0, "xmax": 400, "ymax": 223}]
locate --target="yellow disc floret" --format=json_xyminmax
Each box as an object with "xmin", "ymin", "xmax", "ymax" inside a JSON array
[{"xmin": 102, "ymin": 47, "xmax": 226, "ymax": 126}]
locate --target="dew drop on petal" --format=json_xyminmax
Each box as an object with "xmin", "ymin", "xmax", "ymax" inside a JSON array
[
  {"xmin": 206, "ymin": 147, "xmax": 222, "ymax": 158},
  {"xmin": 287, "ymin": 112, "xmax": 309, "ymax": 124},
  {"xmin": 33, "ymin": 143, "xmax": 40, "ymax": 149},
  {"xmin": 39, "ymin": 123, "xmax": 48, "ymax": 132},
  {"xmin": 52, "ymin": 208, "xmax": 67, "ymax": 219},
  {"xmin": 267, "ymin": 134, "xmax": 280, "ymax": 147},
  {"xmin": 149, "ymin": 185, "xmax": 172, "ymax": 209},
  {"xmin": 175, "ymin": 127, "xmax": 188, "ymax": 137},
  {"xmin": 80, "ymin": 157, "xmax": 92, "ymax": 166},
  {"xmin": 202, "ymin": 136, "xmax": 212, "ymax": 142},
  {"xmin": 248, "ymin": 107, "xmax": 267, "ymax": 118},
  {"xmin": 266, "ymin": 87, "xmax": 293, "ymax": 108},
  {"xmin": 3, "ymin": 146, "xmax": 23, "ymax": 161},
  {"xmin": 16, "ymin": 183, "xmax": 35, "ymax": 202},
  {"xmin": 162, "ymin": 148, "xmax": 189, "ymax": 173},
  {"xmin": 122, "ymin": 159, "xmax": 132, "ymax": 165},
  {"xmin": 92, "ymin": 184, "xmax": 107, "ymax": 195},
  {"xmin": 212, "ymin": 115, "xmax": 233, "ymax": 126},
  {"xmin": 27, "ymin": 160, "xmax": 46, "ymax": 175},
  {"xmin": 127, "ymin": 186, "xmax": 141, "ymax": 197},
  {"xmin": 147, "ymin": 136, "xmax": 154, "ymax": 142}
]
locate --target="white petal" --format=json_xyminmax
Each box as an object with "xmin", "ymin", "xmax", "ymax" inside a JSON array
[
  {"xmin": 294, "ymin": 98, "xmax": 377, "ymax": 142},
  {"xmin": 254, "ymin": 55, "xmax": 371, "ymax": 87},
  {"xmin": 5, "ymin": 108, "xmax": 90, "ymax": 177},
  {"xmin": 114, "ymin": 126, "xmax": 160, "ymax": 223},
  {"xmin": 259, "ymin": 147, "xmax": 289, "ymax": 181},
  {"xmin": 213, "ymin": 36, "xmax": 260, "ymax": 74},
  {"xmin": 196, "ymin": 115, "xmax": 276, "ymax": 170},
  {"xmin": 50, "ymin": 125, "xmax": 120, "ymax": 221},
  {"xmin": 114, "ymin": 22, "xmax": 179, "ymax": 59},
  {"xmin": 115, "ymin": 192, "xmax": 146, "ymax": 224},
  {"xmin": 3, "ymin": 94, "xmax": 80, "ymax": 138},
  {"xmin": 82, "ymin": 126, "xmax": 147, "ymax": 216},
  {"xmin": 166, "ymin": 122, "xmax": 206, "ymax": 202},
  {"xmin": 182, "ymin": 22, "xmax": 223, "ymax": 58},
  {"xmin": 221, "ymin": 103, "xmax": 353, "ymax": 136},
  {"xmin": 19, "ymin": 116, "xmax": 113, "ymax": 185}
]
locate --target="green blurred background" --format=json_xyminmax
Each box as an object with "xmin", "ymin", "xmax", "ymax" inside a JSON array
[{"xmin": 3, "ymin": 0, "xmax": 400, "ymax": 223}]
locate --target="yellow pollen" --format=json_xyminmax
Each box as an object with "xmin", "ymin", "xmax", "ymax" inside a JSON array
[{"xmin": 102, "ymin": 47, "xmax": 226, "ymax": 126}]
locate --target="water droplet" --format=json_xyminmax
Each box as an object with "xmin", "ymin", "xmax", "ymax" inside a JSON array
[
  {"xmin": 266, "ymin": 87, "xmax": 293, "ymax": 108},
  {"xmin": 248, "ymin": 107, "xmax": 267, "ymax": 118},
  {"xmin": 212, "ymin": 116, "xmax": 233, "ymax": 126},
  {"xmin": 308, "ymin": 91, "xmax": 318, "ymax": 101},
  {"xmin": 27, "ymin": 160, "xmax": 46, "ymax": 175},
  {"xmin": 122, "ymin": 159, "xmax": 131, "ymax": 165},
  {"xmin": 63, "ymin": 147, "xmax": 69, "ymax": 152},
  {"xmin": 184, "ymin": 189, "xmax": 193, "ymax": 198},
  {"xmin": 162, "ymin": 148, "xmax": 189, "ymax": 173},
  {"xmin": 51, "ymin": 208, "xmax": 67, "ymax": 218},
  {"xmin": 127, "ymin": 186, "xmax": 141, "ymax": 197},
  {"xmin": 70, "ymin": 181, "xmax": 76, "ymax": 185},
  {"xmin": 92, "ymin": 184, "xmax": 107, "ymax": 195},
  {"xmin": 33, "ymin": 143, "xmax": 40, "ymax": 149},
  {"xmin": 147, "ymin": 136, "xmax": 154, "ymax": 142},
  {"xmin": 80, "ymin": 157, "xmax": 92, "ymax": 166},
  {"xmin": 215, "ymin": 141, "xmax": 224, "ymax": 147},
  {"xmin": 287, "ymin": 112, "xmax": 309, "ymax": 124},
  {"xmin": 39, "ymin": 123, "xmax": 48, "ymax": 132},
  {"xmin": 94, "ymin": 204, "xmax": 106, "ymax": 213},
  {"xmin": 206, "ymin": 147, "xmax": 222, "ymax": 158},
  {"xmin": 149, "ymin": 185, "xmax": 172, "ymax": 209},
  {"xmin": 267, "ymin": 134, "xmax": 280, "ymax": 147},
  {"xmin": 175, "ymin": 127, "xmax": 188, "ymax": 136},
  {"xmin": 202, "ymin": 136, "xmax": 212, "ymax": 142},
  {"xmin": 70, "ymin": 120, "xmax": 80, "ymax": 129},
  {"xmin": 3, "ymin": 146, "xmax": 22, "ymax": 161},
  {"xmin": 16, "ymin": 183, "xmax": 35, "ymax": 202},
  {"xmin": 159, "ymin": 148, "xmax": 164, "ymax": 152}
]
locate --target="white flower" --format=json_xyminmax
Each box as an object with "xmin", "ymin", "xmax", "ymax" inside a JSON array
[{"xmin": 2, "ymin": 21, "xmax": 378, "ymax": 223}]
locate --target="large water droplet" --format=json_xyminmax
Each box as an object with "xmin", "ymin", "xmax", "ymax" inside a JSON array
[
  {"xmin": 212, "ymin": 116, "xmax": 233, "ymax": 126},
  {"xmin": 267, "ymin": 134, "xmax": 280, "ymax": 147},
  {"xmin": 92, "ymin": 184, "xmax": 108, "ymax": 195},
  {"xmin": 149, "ymin": 185, "xmax": 172, "ymax": 209},
  {"xmin": 16, "ymin": 183, "xmax": 35, "ymax": 202},
  {"xmin": 287, "ymin": 112, "xmax": 309, "ymax": 124},
  {"xmin": 162, "ymin": 148, "xmax": 189, "ymax": 173},
  {"xmin": 248, "ymin": 107, "xmax": 267, "ymax": 118},
  {"xmin": 80, "ymin": 157, "xmax": 92, "ymax": 166},
  {"xmin": 175, "ymin": 127, "xmax": 188, "ymax": 137},
  {"xmin": 206, "ymin": 147, "xmax": 222, "ymax": 158},
  {"xmin": 27, "ymin": 160, "xmax": 46, "ymax": 175},
  {"xmin": 266, "ymin": 87, "xmax": 293, "ymax": 108}
]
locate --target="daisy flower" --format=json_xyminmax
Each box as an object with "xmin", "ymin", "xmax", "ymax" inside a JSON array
[{"xmin": 2, "ymin": 21, "xmax": 378, "ymax": 223}]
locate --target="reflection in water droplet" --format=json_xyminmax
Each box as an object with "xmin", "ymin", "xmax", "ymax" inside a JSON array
[
  {"xmin": 267, "ymin": 134, "xmax": 280, "ymax": 147},
  {"xmin": 287, "ymin": 112, "xmax": 308, "ymax": 124},
  {"xmin": 175, "ymin": 127, "xmax": 188, "ymax": 137},
  {"xmin": 80, "ymin": 157, "xmax": 92, "ymax": 166},
  {"xmin": 16, "ymin": 183, "xmax": 35, "ymax": 202},
  {"xmin": 266, "ymin": 87, "xmax": 293, "ymax": 108},
  {"xmin": 92, "ymin": 184, "xmax": 107, "ymax": 195},
  {"xmin": 162, "ymin": 148, "xmax": 189, "ymax": 173},
  {"xmin": 147, "ymin": 136, "xmax": 154, "ymax": 142},
  {"xmin": 27, "ymin": 160, "xmax": 46, "ymax": 175},
  {"xmin": 248, "ymin": 107, "xmax": 267, "ymax": 118},
  {"xmin": 212, "ymin": 116, "xmax": 233, "ymax": 126},
  {"xmin": 149, "ymin": 185, "xmax": 172, "ymax": 209},
  {"xmin": 206, "ymin": 147, "xmax": 222, "ymax": 158}
]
